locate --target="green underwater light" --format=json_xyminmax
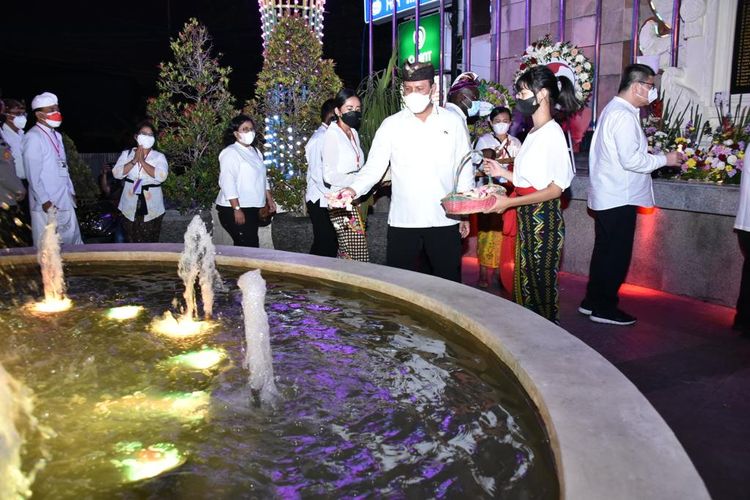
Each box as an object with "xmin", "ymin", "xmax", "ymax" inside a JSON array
[{"xmin": 112, "ymin": 442, "xmax": 186, "ymax": 482}]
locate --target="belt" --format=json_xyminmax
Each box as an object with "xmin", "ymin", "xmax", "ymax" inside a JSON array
[{"xmin": 124, "ymin": 178, "xmax": 161, "ymax": 191}]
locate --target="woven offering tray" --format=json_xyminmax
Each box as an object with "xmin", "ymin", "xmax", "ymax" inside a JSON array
[
  {"xmin": 441, "ymin": 149, "xmax": 507, "ymax": 215},
  {"xmin": 441, "ymin": 184, "xmax": 506, "ymax": 215}
]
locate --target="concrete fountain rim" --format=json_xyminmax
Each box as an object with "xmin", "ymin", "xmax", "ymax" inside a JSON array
[{"xmin": 0, "ymin": 243, "xmax": 709, "ymax": 500}]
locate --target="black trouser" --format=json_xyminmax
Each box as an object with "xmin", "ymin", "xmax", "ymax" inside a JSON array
[
  {"xmin": 217, "ymin": 205, "xmax": 260, "ymax": 248},
  {"xmin": 387, "ymin": 225, "xmax": 462, "ymax": 282},
  {"xmin": 584, "ymin": 205, "xmax": 638, "ymax": 313},
  {"xmin": 306, "ymin": 200, "xmax": 338, "ymax": 257},
  {"xmin": 121, "ymin": 213, "xmax": 164, "ymax": 243},
  {"xmin": 736, "ymin": 230, "xmax": 750, "ymax": 328}
]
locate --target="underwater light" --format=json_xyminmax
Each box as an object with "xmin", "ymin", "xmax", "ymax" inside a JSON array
[
  {"xmin": 95, "ymin": 390, "xmax": 210, "ymax": 422},
  {"xmin": 150, "ymin": 311, "xmax": 215, "ymax": 338},
  {"xmin": 106, "ymin": 305, "xmax": 144, "ymax": 321},
  {"xmin": 167, "ymin": 347, "xmax": 227, "ymax": 370},
  {"xmin": 29, "ymin": 297, "xmax": 73, "ymax": 314},
  {"xmin": 112, "ymin": 442, "xmax": 186, "ymax": 483}
]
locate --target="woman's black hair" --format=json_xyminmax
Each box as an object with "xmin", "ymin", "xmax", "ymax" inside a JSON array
[
  {"xmin": 224, "ymin": 113, "xmax": 260, "ymax": 148},
  {"xmin": 333, "ymin": 88, "xmax": 358, "ymax": 110},
  {"xmin": 515, "ymin": 65, "xmax": 581, "ymax": 116},
  {"xmin": 489, "ymin": 106, "xmax": 512, "ymax": 122},
  {"xmin": 134, "ymin": 119, "xmax": 156, "ymax": 138}
]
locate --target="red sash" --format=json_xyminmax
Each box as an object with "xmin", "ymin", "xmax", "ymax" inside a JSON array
[{"xmin": 502, "ymin": 186, "xmax": 538, "ymax": 237}]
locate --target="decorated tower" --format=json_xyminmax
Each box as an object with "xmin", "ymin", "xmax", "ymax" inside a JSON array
[
  {"xmin": 258, "ymin": 0, "xmax": 326, "ymax": 46},
  {"xmin": 250, "ymin": 0, "xmax": 340, "ymax": 213}
]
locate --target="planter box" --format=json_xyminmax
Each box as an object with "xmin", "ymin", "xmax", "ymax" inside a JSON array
[{"xmin": 159, "ymin": 209, "xmax": 213, "ymax": 243}]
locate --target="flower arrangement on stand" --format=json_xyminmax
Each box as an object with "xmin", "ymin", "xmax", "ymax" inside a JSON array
[
  {"xmin": 471, "ymin": 80, "xmax": 515, "ymax": 141},
  {"xmin": 516, "ymin": 35, "xmax": 594, "ymax": 107},
  {"xmin": 642, "ymin": 95, "xmax": 748, "ymax": 184}
]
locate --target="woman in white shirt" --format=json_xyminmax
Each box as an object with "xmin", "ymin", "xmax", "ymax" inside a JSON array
[
  {"xmin": 112, "ymin": 121, "xmax": 168, "ymax": 243},
  {"xmin": 322, "ymin": 88, "xmax": 369, "ymax": 262},
  {"xmin": 216, "ymin": 114, "xmax": 275, "ymax": 248},
  {"xmin": 483, "ymin": 66, "xmax": 580, "ymax": 323},
  {"xmin": 475, "ymin": 106, "xmax": 522, "ymax": 289},
  {"xmin": 734, "ymin": 144, "xmax": 750, "ymax": 337}
]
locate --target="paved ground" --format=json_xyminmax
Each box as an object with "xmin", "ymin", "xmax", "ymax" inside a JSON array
[{"xmin": 461, "ymin": 257, "xmax": 750, "ymax": 500}]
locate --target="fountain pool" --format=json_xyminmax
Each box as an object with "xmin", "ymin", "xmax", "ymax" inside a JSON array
[
  {"xmin": 0, "ymin": 244, "xmax": 711, "ymax": 499},
  {"xmin": 0, "ymin": 261, "xmax": 556, "ymax": 498}
]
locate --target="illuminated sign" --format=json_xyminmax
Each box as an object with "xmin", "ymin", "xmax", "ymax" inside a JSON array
[
  {"xmin": 398, "ymin": 13, "xmax": 441, "ymax": 67},
  {"xmin": 364, "ymin": 0, "xmax": 440, "ymax": 24}
]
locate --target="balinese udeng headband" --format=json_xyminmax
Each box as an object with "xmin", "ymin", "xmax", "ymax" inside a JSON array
[{"xmin": 402, "ymin": 62, "xmax": 435, "ymax": 82}]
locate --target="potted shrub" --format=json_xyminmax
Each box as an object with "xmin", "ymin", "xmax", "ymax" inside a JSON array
[
  {"xmin": 147, "ymin": 18, "xmax": 237, "ymax": 242},
  {"xmin": 244, "ymin": 16, "xmax": 341, "ymax": 252}
]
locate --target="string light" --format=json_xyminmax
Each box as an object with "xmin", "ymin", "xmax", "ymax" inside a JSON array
[{"xmin": 257, "ymin": 0, "xmax": 327, "ymax": 47}]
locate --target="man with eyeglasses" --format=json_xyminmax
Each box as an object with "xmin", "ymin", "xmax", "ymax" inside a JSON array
[{"xmin": 579, "ymin": 63, "xmax": 682, "ymax": 326}]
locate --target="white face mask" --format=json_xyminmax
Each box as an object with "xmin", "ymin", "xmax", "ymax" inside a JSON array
[
  {"xmin": 403, "ymin": 92, "xmax": 431, "ymax": 114},
  {"xmin": 238, "ymin": 131, "xmax": 255, "ymax": 145},
  {"xmin": 647, "ymin": 87, "xmax": 658, "ymax": 104},
  {"xmin": 492, "ymin": 122, "xmax": 510, "ymax": 136},
  {"xmin": 12, "ymin": 115, "xmax": 27, "ymax": 130},
  {"xmin": 137, "ymin": 134, "xmax": 155, "ymax": 149}
]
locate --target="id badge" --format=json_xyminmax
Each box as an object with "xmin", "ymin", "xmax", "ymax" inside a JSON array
[
  {"xmin": 58, "ymin": 160, "xmax": 69, "ymax": 177},
  {"xmin": 132, "ymin": 179, "xmax": 143, "ymax": 195}
]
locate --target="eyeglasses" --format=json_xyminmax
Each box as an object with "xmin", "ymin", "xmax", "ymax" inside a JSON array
[{"xmin": 638, "ymin": 81, "xmax": 656, "ymax": 89}]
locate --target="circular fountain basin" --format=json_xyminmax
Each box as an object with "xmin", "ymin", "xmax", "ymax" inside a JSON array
[{"xmin": 0, "ymin": 244, "xmax": 709, "ymax": 499}]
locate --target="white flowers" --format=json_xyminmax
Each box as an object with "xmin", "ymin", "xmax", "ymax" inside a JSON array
[
  {"xmin": 728, "ymin": 154, "xmax": 738, "ymax": 165},
  {"xmin": 575, "ymin": 54, "xmax": 584, "ymax": 62}
]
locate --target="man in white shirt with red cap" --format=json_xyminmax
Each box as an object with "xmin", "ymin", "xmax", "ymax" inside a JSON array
[{"xmin": 23, "ymin": 91, "xmax": 83, "ymax": 246}]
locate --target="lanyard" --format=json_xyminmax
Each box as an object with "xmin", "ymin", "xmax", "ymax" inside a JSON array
[
  {"xmin": 345, "ymin": 130, "xmax": 361, "ymax": 168},
  {"xmin": 36, "ymin": 125, "xmax": 64, "ymax": 162}
]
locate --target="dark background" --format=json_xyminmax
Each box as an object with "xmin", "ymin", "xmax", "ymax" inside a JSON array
[{"xmin": 0, "ymin": 0, "xmax": 394, "ymax": 151}]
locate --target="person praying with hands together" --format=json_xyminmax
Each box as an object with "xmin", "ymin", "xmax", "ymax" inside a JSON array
[{"xmin": 112, "ymin": 121, "xmax": 168, "ymax": 243}]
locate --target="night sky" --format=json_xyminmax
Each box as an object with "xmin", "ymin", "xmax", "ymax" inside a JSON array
[{"xmin": 0, "ymin": 0, "xmax": 392, "ymax": 152}]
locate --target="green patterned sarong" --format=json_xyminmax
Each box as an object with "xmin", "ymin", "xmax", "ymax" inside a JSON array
[{"xmin": 513, "ymin": 198, "xmax": 564, "ymax": 322}]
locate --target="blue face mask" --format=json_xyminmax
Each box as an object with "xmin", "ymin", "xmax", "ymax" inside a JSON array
[{"xmin": 467, "ymin": 100, "xmax": 482, "ymax": 117}]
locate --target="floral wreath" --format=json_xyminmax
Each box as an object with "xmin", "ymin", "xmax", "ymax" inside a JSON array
[
  {"xmin": 472, "ymin": 79, "xmax": 516, "ymax": 140},
  {"xmin": 515, "ymin": 35, "xmax": 594, "ymax": 107}
]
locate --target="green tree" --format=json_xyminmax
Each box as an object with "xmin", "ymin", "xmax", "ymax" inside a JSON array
[
  {"xmin": 246, "ymin": 17, "xmax": 341, "ymax": 213},
  {"xmin": 63, "ymin": 134, "xmax": 98, "ymax": 201},
  {"xmin": 147, "ymin": 18, "xmax": 236, "ymax": 212}
]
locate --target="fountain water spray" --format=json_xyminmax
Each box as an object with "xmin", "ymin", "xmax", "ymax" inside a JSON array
[
  {"xmin": 0, "ymin": 364, "xmax": 39, "ymax": 498},
  {"xmin": 178, "ymin": 215, "xmax": 220, "ymax": 319},
  {"xmin": 32, "ymin": 208, "xmax": 71, "ymax": 313},
  {"xmin": 237, "ymin": 270, "xmax": 278, "ymax": 405},
  {"xmin": 151, "ymin": 216, "xmax": 220, "ymax": 337}
]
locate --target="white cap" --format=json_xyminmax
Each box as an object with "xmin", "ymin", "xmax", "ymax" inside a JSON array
[{"xmin": 31, "ymin": 92, "xmax": 58, "ymax": 110}]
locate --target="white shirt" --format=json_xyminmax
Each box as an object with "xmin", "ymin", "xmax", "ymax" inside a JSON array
[
  {"xmin": 350, "ymin": 105, "xmax": 472, "ymax": 228},
  {"xmin": 305, "ymin": 123, "xmax": 329, "ymax": 206},
  {"xmin": 112, "ymin": 148, "xmax": 169, "ymax": 222},
  {"xmin": 215, "ymin": 143, "xmax": 270, "ymax": 208},
  {"xmin": 23, "ymin": 123, "xmax": 76, "ymax": 211},
  {"xmin": 475, "ymin": 132, "xmax": 522, "ymax": 158},
  {"xmin": 2, "ymin": 123, "xmax": 25, "ymax": 179},
  {"xmin": 513, "ymin": 120, "xmax": 574, "ymax": 190},
  {"xmin": 735, "ymin": 144, "xmax": 750, "ymax": 231},
  {"xmin": 588, "ymin": 96, "xmax": 667, "ymax": 210},
  {"xmin": 322, "ymin": 121, "xmax": 365, "ymax": 192},
  {"xmin": 444, "ymin": 102, "xmax": 471, "ymax": 142}
]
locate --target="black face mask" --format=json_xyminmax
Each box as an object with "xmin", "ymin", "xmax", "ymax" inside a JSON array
[
  {"xmin": 340, "ymin": 111, "xmax": 362, "ymax": 130},
  {"xmin": 515, "ymin": 96, "xmax": 539, "ymax": 116}
]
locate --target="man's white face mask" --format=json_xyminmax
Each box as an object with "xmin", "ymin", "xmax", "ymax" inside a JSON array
[{"xmin": 403, "ymin": 91, "xmax": 431, "ymax": 114}]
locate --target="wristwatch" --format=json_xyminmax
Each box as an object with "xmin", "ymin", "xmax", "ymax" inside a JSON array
[{"xmin": 233, "ymin": 206, "xmax": 241, "ymax": 211}]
